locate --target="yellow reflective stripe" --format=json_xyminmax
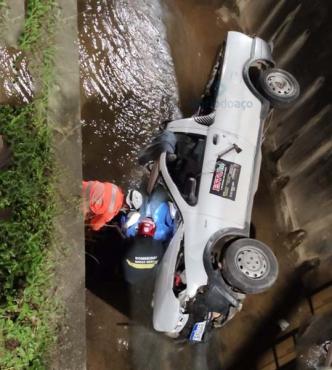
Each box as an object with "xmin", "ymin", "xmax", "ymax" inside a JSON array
[{"xmin": 126, "ymin": 259, "xmax": 157, "ymax": 270}]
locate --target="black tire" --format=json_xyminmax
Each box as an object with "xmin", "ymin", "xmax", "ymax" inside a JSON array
[
  {"xmin": 222, "ymin": 238, "xmax": 278, "ymax": 294},
  {"xmin": 258, "ymin": 68, "xmax": 300, "ymax": 108}
]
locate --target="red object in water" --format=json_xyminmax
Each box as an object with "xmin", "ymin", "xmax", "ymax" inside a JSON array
[{"xmin": 137, "ymin": 217, "xmax": 156, "ymax": 238}]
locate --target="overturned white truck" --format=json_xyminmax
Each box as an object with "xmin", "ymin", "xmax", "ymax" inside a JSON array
[{"xmin": 140, "ymin": 31, "xmax": 300, "ymax": 341}]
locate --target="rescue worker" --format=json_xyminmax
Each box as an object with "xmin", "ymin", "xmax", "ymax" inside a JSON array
[
  {"xmin": 122, "ymin": 187, "xmax": 176, "ymax": 242},
  {"xmin": 83, "ymin": 180, "xmax": 143, "ymax": 231},
  {"xmin": 121, "ymin": 186, "xmax": 176, "ymax": 284},
  {"xmin": 122, "ymin": 236, "xmax": 164, "ymax": 285}
]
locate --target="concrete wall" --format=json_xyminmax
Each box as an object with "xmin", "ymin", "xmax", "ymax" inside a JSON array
[
  {"xmin": 0, "ymin": 0, "xmax": 24, "ymax": 46},
  {"xmin": 240, "ymin": 0, "xmax": 332, "ymax": 262},
  {"xmin": 0, "ymin": 1, "xmax": 85, "ymax": 368},
  {"xmin": 49, "ymin": 0, "xmax": 86, "ymax": 368}
]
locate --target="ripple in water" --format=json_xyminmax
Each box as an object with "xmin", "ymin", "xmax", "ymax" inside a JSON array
[
  {"xmin": 0, "ymin": 46, "xmax": 34, "ymax": 105},
  {"xmin": 79, "ymin": 0, "xmax": 181, "ymax": 187}
]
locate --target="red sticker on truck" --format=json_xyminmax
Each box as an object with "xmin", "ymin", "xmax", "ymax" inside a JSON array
[{"xmin": 210, "ymin": 159, "xmax": 241, "ymax": 201}]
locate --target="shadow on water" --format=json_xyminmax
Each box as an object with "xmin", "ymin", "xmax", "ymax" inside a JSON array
[
  {"xmin": 86, "ymin": 223, "xmax": 156, "ymax": 328},
  {"xmin": 86, "ymin": 226, "xmax": 130, "ymax": 316}
]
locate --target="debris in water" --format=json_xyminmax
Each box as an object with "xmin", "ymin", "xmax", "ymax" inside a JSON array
[{"xmin": 117, "ymin": 337, "xmax": 129, "ymax": 352}]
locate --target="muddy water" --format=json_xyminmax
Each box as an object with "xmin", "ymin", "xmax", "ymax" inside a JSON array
[
  {"xmin": 163, "ymin": 0, "xmax": 240, "ymax": 115},
  {"xmin": 79, "ymin": 0, "xmax": 241, "ymax": 185},
  {"xmin": 79, "ymin": 0, "xmax": 180, "ymax": 187},
  {"xmin": 0, "ymin": 46, "xmax": 34, "ymax": 105}
]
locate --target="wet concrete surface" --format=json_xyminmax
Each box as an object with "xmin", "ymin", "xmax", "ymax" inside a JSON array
[
  {"xmin": 0, "ymin": 0, "xmax": 25, "ymax": 48},
  {"xmin": 80, "ymin": 1, "xmax": 331, "ymax": 369},
  {"xmin": 243, "ymin": 0, "xmax": 332, "ymax": 265}
]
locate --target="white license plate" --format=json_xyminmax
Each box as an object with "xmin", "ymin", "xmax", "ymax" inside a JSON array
[{"xmin": 189, "ymin": 321, "xmax": 207, "ymax": 342}]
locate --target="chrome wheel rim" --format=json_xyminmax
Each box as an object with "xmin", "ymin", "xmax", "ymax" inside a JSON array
[
  {"xmin": 266, "ymin": 71, "xmax": 295, "ymax": 96},
  {"xmin": 235, "ymin": 246, "xmax": 268, "ymax": 279}
]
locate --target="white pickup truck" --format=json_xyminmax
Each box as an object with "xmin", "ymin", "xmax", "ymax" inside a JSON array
[{"xmin": 140, "ymin": 31, "xmax": 299, "ymax": 341}]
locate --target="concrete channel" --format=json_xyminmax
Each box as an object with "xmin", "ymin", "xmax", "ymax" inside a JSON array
[
  {"xmin": 2, "ymin": 1, "xmax": 331, "ymax": 366},
  {"xmin": 2, "ymin": 0, "xmax": 326, "ymax": 369},
  {"xmin": 79, "ymin": 1, "xmax": 332, "ymax": 370},
  {"xmin": 79, "ymin": 0, "xmax": 332, "ymax": 370}
]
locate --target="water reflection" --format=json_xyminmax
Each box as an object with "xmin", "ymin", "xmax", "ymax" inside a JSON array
[
  {"xmin": 79, "ymin": 0, "xmax": 180, "ymax": 186},
  {"xmin": 0, "ymin": 46, "xmax": 34, "ymax": 105}
]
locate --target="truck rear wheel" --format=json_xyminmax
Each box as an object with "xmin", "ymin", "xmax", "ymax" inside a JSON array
[
  {"xmin": 258, "ymin": 68, "xmax": 300, "ymax": 108},
  {"xmin": 222, "ymin": 238, "xmax": 278, "ymax": 294}
]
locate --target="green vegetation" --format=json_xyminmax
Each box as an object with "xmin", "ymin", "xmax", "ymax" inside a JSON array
[{"xmin": 0, "ymin": 1, "xmax": 58, "ymax": 369}]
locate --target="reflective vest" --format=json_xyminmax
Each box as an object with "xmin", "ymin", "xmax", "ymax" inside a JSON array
[{"xmin": 82, "ymin": 180, "xmax": 124, "ymax": 231}]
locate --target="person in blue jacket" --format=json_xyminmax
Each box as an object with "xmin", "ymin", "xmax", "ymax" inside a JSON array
[
  {"xmin": 121, "ymin": 186, "xmax": 176, "ymax": 242},
  {"xmin": 120, "ymin": 186, "xmax": 177, "ymax": 284}
]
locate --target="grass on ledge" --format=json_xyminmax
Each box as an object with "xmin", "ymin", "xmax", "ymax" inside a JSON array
[{"xmin": 0, "ymin": 0, "xmax": 59, "ymax": 369}]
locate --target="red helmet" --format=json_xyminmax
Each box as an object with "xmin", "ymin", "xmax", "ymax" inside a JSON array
[{"xmin": 137, "ymin": 217, "xmax": 156, "ymax": 238}]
